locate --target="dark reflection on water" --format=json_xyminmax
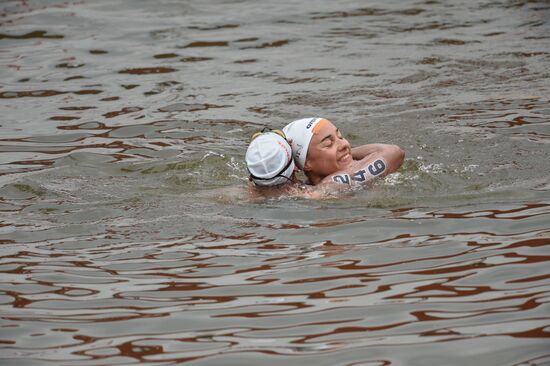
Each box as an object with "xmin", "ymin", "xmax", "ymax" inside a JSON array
[{"xmin": 1, "ymin": 0, "xmax": 549, "ymax": 365}]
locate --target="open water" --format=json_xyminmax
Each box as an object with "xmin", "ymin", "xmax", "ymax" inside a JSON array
[{"xmin": 1, "ymin": 0, "xmax": 549, "ymax": 365}]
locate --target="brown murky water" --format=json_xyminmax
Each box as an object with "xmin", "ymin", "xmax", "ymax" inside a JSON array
[{"xmin": 1, "ymin": 0, "xmax": 549, "ymax": 365}]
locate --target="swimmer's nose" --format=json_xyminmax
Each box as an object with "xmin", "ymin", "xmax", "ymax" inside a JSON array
[{"xmin": 337, "ymin": 137, "xmax": 351, "ymax": 151}]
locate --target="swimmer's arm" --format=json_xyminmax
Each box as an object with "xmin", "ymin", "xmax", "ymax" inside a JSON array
[
  {"xmin": 352, "ymin": 144, "xmax": 405, "ymax": 174},
  {"xmin": 285, "ymin": 182, "xmax": 352, "ymax": 199},
  {"xmin": 320, "ymin": 145, "xmax": 405, "ymax": 187},
  {"xmin": 351, "ymin": 144, "xmax": 384, "ymax": 160},
  {"xmin": 307, "ymin": 181, "xmax": 354, "ymax": 198}
]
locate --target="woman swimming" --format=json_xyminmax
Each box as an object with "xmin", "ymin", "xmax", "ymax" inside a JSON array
[
  {"xmin": 244, "ymin": 121, "xmax": 403, "ymax": 199},
  {"xmin": 245, "ymin": 128, "xmax": 323, "ymax": 199},
  {"xmin": 283, "ymin": 117, "xmax": 405, "ymax": 186}
]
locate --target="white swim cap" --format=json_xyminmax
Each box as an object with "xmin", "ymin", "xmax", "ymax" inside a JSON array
[
  {"xmin": 245, "ymin": 131, "xmax": 295, "ymax": 186},
  {"xmin": 282, "ymin": 117, "xmax": 327, "ymax": 170}
]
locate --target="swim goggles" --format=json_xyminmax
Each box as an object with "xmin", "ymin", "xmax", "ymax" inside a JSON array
[{"xmin": 250, "ymin": 127, "xmax": 287, "ymax": 142}]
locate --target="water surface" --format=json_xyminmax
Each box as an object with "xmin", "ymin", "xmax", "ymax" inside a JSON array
[{"xmin": 1, "ymin": 0, "xmax": 549, "ymax": 365}]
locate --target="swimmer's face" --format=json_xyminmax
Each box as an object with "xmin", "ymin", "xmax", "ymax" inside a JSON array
[{"xmin": 304, "ymin": 120, "xmax": 352, "ymax": 178}]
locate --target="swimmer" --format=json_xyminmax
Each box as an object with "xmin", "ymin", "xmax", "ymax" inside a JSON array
[
  {"xmin": 245, "ymin": 128, "xmax": 321, "ymax": 199},
  {"xmin": 283, "ymin": 117, "xmax": 404, "ymax": 186}
]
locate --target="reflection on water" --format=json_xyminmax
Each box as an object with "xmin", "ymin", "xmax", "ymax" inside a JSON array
[{"xmin": 1, "ymin": 0, "xmax": 549, "ymax": 365}]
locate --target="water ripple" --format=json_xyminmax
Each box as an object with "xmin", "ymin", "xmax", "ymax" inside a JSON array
[{"xmin": 1, "ymin": 0, "xmax": 549, "ymax": 365}]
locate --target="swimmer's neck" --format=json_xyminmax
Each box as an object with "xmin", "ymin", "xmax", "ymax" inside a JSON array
[{"xmin": 304, "ymin": 171, "xmax": 324, "ymax": 185}]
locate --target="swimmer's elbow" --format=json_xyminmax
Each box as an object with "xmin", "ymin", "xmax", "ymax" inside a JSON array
[
  {"xmin": 396, "ymin": 145, "xmax": 405, "ymax": 164},
  {"xmin": 386, "ymin": 145, "xmax": 405, "ymax": 172}
]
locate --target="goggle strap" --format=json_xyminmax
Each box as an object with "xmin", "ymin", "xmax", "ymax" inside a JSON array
[
  {"xmin": 248, "ymin": 155, "xmax": 293, "ymax": 181},
  {"xmin": 251, "ymin": 128, "xmax": 286, "ymax": 142}
]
